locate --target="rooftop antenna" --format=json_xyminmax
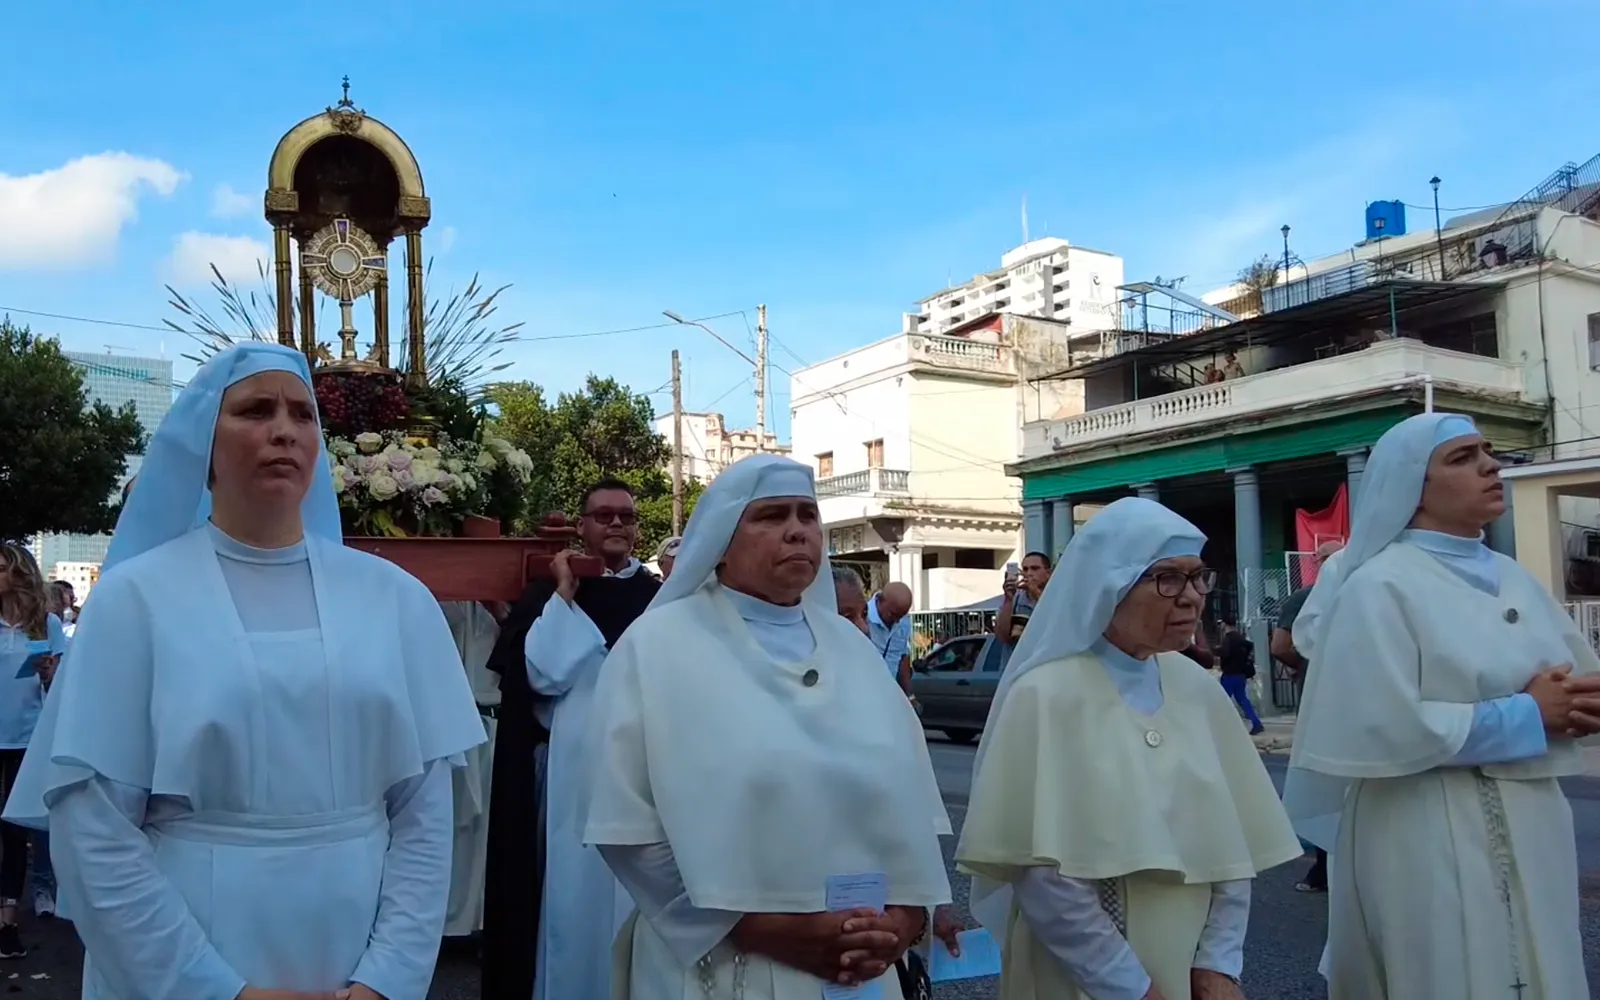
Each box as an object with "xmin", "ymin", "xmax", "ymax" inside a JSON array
[{"xmin": 1021, "ymin": 195, "xmax": 1031, "ymax": 244}]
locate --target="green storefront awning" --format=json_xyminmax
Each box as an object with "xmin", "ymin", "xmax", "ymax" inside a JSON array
[{"xmin": 1021, "ymin": 408, "xmax": 1413, "ymax": 501}]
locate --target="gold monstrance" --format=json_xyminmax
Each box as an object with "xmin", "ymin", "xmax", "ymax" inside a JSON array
[{"xmin": 263, "ymin": 77, "xmax": 432, "ymax": 386}]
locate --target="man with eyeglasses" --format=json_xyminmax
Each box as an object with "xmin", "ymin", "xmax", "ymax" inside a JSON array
[{"xmin": 481, "ymin": 477, "xmax": 662, "ymax": 1000}]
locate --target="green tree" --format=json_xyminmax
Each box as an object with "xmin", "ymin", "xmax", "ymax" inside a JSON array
[
  {"xmin": 486, "ymin": 376, "xmax": 701, "ymax": 552},
  {"xmin": 0, "ymin": 320, "xmax": 147, "ymax": 542}
]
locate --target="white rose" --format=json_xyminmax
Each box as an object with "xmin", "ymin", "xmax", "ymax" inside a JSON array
[
  {"xmin": 330, "ymin": 439, "xmax": 357, "ymax": 458},
  {"xmin": 418, "ymin": 446, "xmax": 442, "ymax": 463},
  {"xmin": 445, "ymin": 458, "xmax": 465, "ymax": 473},
  {"xmin": 355, "ymin": 432, "xmax": 383, "ymax": 454},
  {"xmin": 476, "ymin": 450, "xmax": 498, "ymax": 471},
  {"xmin": 367, "ymin": 472, "xmax": 399, "ymax": 500},
  {"xmin": 457, "ymin": 472, "xmax": 476, "ymax": 492},
  {"xmin": 330, "ymin": 466, "xmax": 348, "ymax": 494},
  {"xmin": 411, "ymin": 461, "xmax": 440, "ymax": 486}
]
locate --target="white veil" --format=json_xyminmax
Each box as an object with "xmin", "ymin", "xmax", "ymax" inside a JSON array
[
  {"xmin": 648, "ymin": 453, "xmax": 836, "ymax": 617},
  {"xmin": 1282, "ymin": 411, "xmax": 1479, "ymax": 849},
  {"xmin": 967, "ymin": 496, "xmax": 1206, "ymax": 929}
]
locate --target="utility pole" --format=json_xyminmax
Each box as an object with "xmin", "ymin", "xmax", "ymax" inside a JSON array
[
  {"xmin": 671, "ymin": 349, "xmax": 684, "ymax": 535},
  {"xmin": 755, "ymin": 303, "xmax": 768, "ymax": 452}
]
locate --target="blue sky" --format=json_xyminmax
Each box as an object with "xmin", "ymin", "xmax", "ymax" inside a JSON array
[{"xmin": 1, "ymin": 0, "xmax": 1595, "ymax": 440}]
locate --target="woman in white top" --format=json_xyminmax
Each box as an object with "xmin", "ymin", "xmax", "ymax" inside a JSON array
[
  {"xmin": 957, "ymin": 498, "xmax": 1302, "ymax": 1000},
  {"xmin": 584, "ymin": 454, "xmax": 952, "ymax": 1000},
  {"xmin": 0, "ymin": 542, "xmax": 68, "ymax": 957},
  {"xmin": 5, "ymin": 342, "xmax": 486, "ymax": 1000},
  {"xmin": 1285, "ymin": 412, "xmax": 1599, "ymax": 999}
]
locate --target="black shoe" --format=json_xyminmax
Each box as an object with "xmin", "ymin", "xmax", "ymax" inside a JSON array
[
  {"xmin": 1250, "ymin": 724, "xmax": 1265, "ymax": 735},
  {"xmin": 0, "ymin": 923, "xmax": 25, "ymax": 959}
]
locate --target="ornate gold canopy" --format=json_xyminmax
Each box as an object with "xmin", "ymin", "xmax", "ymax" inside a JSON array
[{"xmin": 264, "ymin": 78, "xmax": 432, "ymax": 385}]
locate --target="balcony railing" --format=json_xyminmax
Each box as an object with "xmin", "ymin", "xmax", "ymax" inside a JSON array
[
  {"xmin": 816, "ymin": 467, "xmax": 911, "ymax": 499},
  {"xmin": 1022, "ymin": 339, "xmax": 1526, "ymax": 459},
  {"xmin": 911, "ymin": 334, "xmax": 1011, "ymax": 373}
]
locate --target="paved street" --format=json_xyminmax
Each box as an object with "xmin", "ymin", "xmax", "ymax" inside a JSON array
[{"xmin": 13, "ymin": 738, "xmax": 1600, "ymax": 998}]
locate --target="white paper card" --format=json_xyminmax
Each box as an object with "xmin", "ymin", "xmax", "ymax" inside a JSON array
[
  {"xmin": 821, "ymin": 873, "xmax": 888, "ymax": 1000},
  {"xmin": 824, "ymin": 872, "xmax": 888, "ymax": 913}
]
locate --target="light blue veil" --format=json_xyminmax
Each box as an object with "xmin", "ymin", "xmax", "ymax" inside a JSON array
[{"xmin": 104, "ymin": 342, "xmax": 341, "ymax": 571}]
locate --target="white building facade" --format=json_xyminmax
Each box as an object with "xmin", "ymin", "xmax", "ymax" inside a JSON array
[
  {"xmin": 905, "ymin": 237, "xmax": 1126, "ymax": 336},
  {"xmin": 653, "ymin": 410, "xmax": 787, "ymax": 482},
  {"xmin": 790, "ymin": 332, "xmax": 1021, "ymax": 611},
  {"xmin": 1013, "ymin": 164, "xmax": 1600, "ymax": 712}
]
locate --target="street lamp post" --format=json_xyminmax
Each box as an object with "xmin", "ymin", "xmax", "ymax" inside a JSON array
[
  {"xmin": 1430, "ymin": 176, "xmax": 1446, "ymax": 279},
  {"xmin": 662, "ymin": 309, "xmax": 767, "ymax": 453}
]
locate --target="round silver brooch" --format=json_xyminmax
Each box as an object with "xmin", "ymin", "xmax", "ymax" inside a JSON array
[
  {"xmin": 1504, "ymin": 608, "xmax": 1520, "ymax": 624},
  {"xmin": 801, "ymin": 668, "xmax": 820, "ymax": 687},
  {"xmin": 1144, "ymin": 730, "xmax": 1164, "ymax": 748}
]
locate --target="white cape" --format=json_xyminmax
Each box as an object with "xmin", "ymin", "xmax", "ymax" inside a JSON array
[{"xmin": 6, "ymin": 529, "xmax": 486, "ymax": 995}]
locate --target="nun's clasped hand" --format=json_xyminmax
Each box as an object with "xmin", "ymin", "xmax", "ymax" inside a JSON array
[
  {"xmin": 731, "ymin": 909, "xmax": 899, "ymax": 985},
  {"xmin": 1560, "ymin": 668, "xmax": 1600, "ymax": 736}
]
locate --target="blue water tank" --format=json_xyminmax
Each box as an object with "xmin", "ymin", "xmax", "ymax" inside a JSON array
[{"xmin": 1365, "ymin": 200, "xmax": 1407, "ymax": 241}]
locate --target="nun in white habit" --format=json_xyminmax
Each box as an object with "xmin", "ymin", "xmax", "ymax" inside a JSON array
[
  {"xmin": 4, "ymin": 342, "xmax": 487, "ymax": 1000},
  {"xmin": 440, "ymin": 601, "xmax": 502, "ymax": 938},
  {"xmin": 956, "ymin": 498, "xmax": 1302, "ymax": 1000},
  {"xmin": 1284, "ymin": 412, "xmax": 1600, "ymax": 1000},
  {"xmin": 584, "ymin": 453, "xmax": 952, "ymax": 1000}
]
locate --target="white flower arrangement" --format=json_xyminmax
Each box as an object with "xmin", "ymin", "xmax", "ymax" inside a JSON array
[{"xmin": 324, "ymin": 429, "xmax": 536, "ymax": 537}]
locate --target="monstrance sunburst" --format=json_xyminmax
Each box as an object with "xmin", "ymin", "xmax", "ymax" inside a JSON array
[{"xmin": 301, "ymin": 218, "xmax": 386, "ymax": 362}]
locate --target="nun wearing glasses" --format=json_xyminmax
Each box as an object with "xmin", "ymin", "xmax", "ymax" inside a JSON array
[
  {"xmin": 957, "ymin": 498, "xmax": 1300, "ymax": 1000},
  {"xmin": 5, "ymin": 342, "xmax": 486, "ymax": 1000},
  {"xmin": 1285, "ymin": 412, "xmax": 1599, "ymax": 1000}
]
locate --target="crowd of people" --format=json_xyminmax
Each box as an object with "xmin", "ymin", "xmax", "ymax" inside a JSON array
[{"xmin": 0, "ymin": 341, "xmax": 1593, "ymax": 1000}]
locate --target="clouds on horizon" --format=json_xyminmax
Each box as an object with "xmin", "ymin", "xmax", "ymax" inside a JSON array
[
  {"xmin": 210, "ymin": 183, "xmax": 255, "ymax": 219},
  {"xmin": 164, "ymin": 231, "xmax": 271, "ymax": 287},
  {"xmin": 0, "ymin": 152, "xmax": 183, "ymax": 270}
]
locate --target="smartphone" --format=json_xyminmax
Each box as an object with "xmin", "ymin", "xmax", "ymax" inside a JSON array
[{"xmin": 1004, "ymin": 562, "xmax": 1020, "ymax": 583}]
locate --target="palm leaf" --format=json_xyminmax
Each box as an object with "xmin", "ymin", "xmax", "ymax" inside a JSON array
[{"xmin": 164, "ymin": 256, "xmax": 522, "ymax": 395}]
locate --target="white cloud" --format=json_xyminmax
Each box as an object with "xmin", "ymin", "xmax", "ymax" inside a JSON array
[
  {"xmin": 164, "ymin": 231, "xmax": 271, "ymax": 286},
  {"xmin": 0, "ymin": 152, "xmax": 184, "ymax": 269},
  {"xmin": 210, "ymin": 183, "xmax": 255, "ymax": 219},
  {"xmin": 435, "ymin": 225, "xmax": 457, "ymax": 254}
]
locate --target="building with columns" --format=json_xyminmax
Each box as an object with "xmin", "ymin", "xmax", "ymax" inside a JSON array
[{"xmin": 1012, "ymin": 187, "xmax": 1600, "ymax": 710}]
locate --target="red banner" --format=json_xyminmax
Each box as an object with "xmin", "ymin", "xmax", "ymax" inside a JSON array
[{"xmin": 1292, "ymin": 483, "xmax": 1349, "ymax": 586}]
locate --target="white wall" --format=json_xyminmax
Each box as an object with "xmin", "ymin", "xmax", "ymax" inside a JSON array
[
  {"xmin": 791, "ymin": 371, "xmax": 913, "ymax": 479},
  {"xmin": 925, "ymin": 567, "xmax": 1001, "ymax": 611},
  {"xmin": 1501, "ymin": 210, "xmax": 1600, "ymax": 461},
  {"xmin": 908, "ymin": 375, "xmax": 1019, "ymax": 514}
]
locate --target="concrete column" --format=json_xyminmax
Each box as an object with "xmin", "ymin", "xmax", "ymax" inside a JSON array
[
  {"xmin": 1023, "ymin": 499, "xmax": 1049, "ymax": 558},
  {"xmin": 1340, "ymin": 447, "xmax": 1369, "ymax": 510},
  {"xmin": 1051, "ymin": 498, "xmax": 1075, "ymax": 559},
  {"xmin": 1134, "ymin": 482, "xmax": 1160, "ymax": 501},
  {"xmin": 1230, "ymin": 465, "xmax": 1273, "ymax": 711},
  {"xmin": 891, "ymin": 546, "xmax": 926, "ymax": 609}
]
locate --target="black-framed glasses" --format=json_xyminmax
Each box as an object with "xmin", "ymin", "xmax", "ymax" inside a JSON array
[
  {"xmin": 584, "ymin": 508, "xmax": 638, "ymax": 526},
  {"xmin": 1140, "ymin": 568, "xmax": 1218, "ymax": 598}
]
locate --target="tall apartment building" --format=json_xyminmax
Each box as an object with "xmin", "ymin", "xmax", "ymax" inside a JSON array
[
  {"xmin": 903, "ymin": 237, "xmax": 1126, "ymax": 336},
  {"xmin": 32, "ymin": 350, "xmax": 175, "ymax": 578}
]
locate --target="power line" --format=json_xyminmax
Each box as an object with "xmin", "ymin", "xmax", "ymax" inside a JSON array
[{"xmin": 0, "ymin": 304, "xmax": 749, "ymax": 346}]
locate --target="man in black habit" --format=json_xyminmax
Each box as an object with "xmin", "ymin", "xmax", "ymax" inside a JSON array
[{"xmin": 481, "ymin": 478, "xmax": 661, "ymax": 1000}]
